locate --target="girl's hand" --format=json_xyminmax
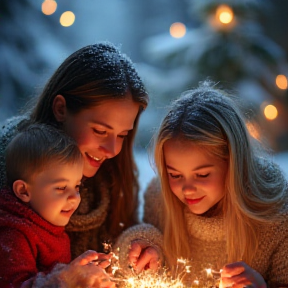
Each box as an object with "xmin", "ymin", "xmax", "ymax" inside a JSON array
[
  {"xmin": 221, "ymin": 261, "xmax": 267, "ymax": 288},
  {"xmin": 61, "ymin": 250, "xmax": 115, "ymax": 288},
  {"xmin": 128, "ymin": 240, "xmax": 160, "ymax": 274}
]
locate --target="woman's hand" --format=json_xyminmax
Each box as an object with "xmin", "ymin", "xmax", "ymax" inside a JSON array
[
  {"xmin": 128, "ymin": 240, "xmax": 161, "ymax": 274},
  {"xmin": 61, "ymin": 250, "xmax": 115, "ymax": 288},
  {"xmin": 220, "ymin": 261, "xmax": 267, "ymax": 288}
]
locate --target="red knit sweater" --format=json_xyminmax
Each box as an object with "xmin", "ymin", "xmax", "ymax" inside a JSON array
[{"xmin": 0, "ymin": 187, "xmax": 71, "ymax": 287}]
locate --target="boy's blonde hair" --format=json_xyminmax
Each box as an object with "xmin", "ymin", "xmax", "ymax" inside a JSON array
[{"xmin": 5, "ymin": 123, "xmax": 83, "ymax": 189}]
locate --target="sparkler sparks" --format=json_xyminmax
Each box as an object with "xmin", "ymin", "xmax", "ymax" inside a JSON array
[
  {"xmin": 101, "ymin": 242, "xmax": 221, "ymax": 288},
  {"xmin": 109, "ymin": 254, "xmax": 221, "ymax": 288}
]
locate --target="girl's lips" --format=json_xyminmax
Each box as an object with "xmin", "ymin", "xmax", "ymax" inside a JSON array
[
  {"xmin": 185, "ymin": 196, "xmax": 205, "ymax": 205},
  {"xmin": 86, "ymin": 152, "xmax": 102, "ymax": 168}
]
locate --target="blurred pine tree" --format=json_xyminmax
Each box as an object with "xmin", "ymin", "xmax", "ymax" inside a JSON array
[
  {"xmin": 0, "ymin": 0, "xmax": 63, "ymax": 121},
  {"xmin": 140, "ymin": 0, "xmax": 288, "ymax": 151}
]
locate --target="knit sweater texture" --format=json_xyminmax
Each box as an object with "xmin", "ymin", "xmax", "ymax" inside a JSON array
[
  {"xmin": 0, "ymin": 115, "xmax": 120, "ymax": 286},
  {"xmin": 0, "ymin": 116, "xmax": 112, "ymax": 260},
  {"xmin": 116, "ymin": 177, "xmax": 288, "ymax": 288},
  {"xmin": 0, "ymin": 187, "xmax": 70, "ymax": 287}
]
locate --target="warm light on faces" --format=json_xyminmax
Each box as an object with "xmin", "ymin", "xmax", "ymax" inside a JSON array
[
  {"xmin": 163, "ymin": 139, "xmax": 227, "ymax": 215},
  {"xmin": 25, "ymin": 160, "xmax": 83, "ymax": 226},
  {"xmin": 61, "ymin": 96, "xmax": 140, "ymax": 178}
]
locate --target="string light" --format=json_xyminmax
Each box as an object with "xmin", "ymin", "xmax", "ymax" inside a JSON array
[
  {"xmin": 42, "ymin": 0, "xmax": 57, "ymax": 16},
  {"xmin": 275, "ymin": 74, "xmax": 288, "ymax": 90},
  {"xmin": 60, "ymin": 11, "xmax": 75, "ymax": 27},
  {"xmin": 170, "ymin": 22, "xmax": 186, "ymax": 38},
  {"xmin": 264, "ymin": 104, "xmax": 278, "ymax": 121},
  {"xmin": 216, "ymin": 5, "xmax": 234, "ymax": 24}
]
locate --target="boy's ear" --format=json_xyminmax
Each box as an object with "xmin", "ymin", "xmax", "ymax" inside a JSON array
[
  {"xmin": 52, "ymin": 94, "xmax": 67, "ymax": 122},
  {"xmin": 13, "ymin": 180, "xmax": 31, "ymax": 203}
]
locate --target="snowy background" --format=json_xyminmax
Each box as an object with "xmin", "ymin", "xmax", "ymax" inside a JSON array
[{"xmin": 1, "ymin": 0, "xmax": 288, "ymax": 220}]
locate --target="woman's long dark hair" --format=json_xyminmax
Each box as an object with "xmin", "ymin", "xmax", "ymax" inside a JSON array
[{"xmin": 29, "ymin": 41, "xmax": 149, "ymax": 238}]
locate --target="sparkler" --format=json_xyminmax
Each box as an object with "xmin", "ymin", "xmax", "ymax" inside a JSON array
[
  {"xmin": 101, "ymin": 242, "xmax": 221, "ymax": 288},
  {"xmin": 109, "ymin": 253, "xmax": 221, "ymax": 288}
]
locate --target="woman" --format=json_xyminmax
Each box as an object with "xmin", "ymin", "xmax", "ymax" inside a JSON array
[{"xmin": 0, "ymin": 41, "xmax": 148, "ymax": 286}]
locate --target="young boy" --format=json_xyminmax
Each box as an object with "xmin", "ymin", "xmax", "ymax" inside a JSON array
[{"xmin": 0, "ymin": 124, "xmax": 113, "ymax": 288}]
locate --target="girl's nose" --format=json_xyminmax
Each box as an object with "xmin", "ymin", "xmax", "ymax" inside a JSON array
[{"xmin": 182, "ymin": 181, "xmax": 197, "ymax": 194}]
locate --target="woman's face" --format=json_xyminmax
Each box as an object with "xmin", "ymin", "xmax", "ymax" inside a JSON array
[
  {"xmin": 58, "ymin": 94, "xmax": 140, "ymax": 178},
  {"xmin": 163, "ymin": 139, "xmax": 228, "ymax": 215}
]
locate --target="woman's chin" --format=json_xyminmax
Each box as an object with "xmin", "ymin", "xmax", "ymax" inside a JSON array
[{"xmin": 83, "ymin": 166, "xmax": 99, "ymax": 178}]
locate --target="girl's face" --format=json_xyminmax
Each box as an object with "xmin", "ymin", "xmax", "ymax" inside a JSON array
[
  {"xmin": 163, "ymin": 139, "xmax": 228, "ymax": 215},
  {"xmin": 59, "ymin": 95, "xmax": 140, "ymax": 178}
]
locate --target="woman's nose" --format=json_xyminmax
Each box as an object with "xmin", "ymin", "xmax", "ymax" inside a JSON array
[{"xmin": 98, "ymin": 137, "xmax": 118, "ymax": 159}]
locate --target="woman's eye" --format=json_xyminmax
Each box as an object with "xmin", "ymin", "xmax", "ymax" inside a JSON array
[
  {"xmin": 93, "ymin": 128, "xmax": 106, "ymax": 135},
  {"xmin": 56, "ymin": 186, "xmax": 67, "ymax": 191},
  {"xmin": 118, "ymin": 134, "xmax": 128, "ymax": 139},
  {"xmin": 197, "ymin": 173, "xmax": 209, "ymax": 178}
]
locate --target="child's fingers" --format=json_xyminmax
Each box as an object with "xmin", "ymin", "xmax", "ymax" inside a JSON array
[
  {"xmin": 128, "ymin": 241, "xmax": 142, "ymax": 266},
  {"xmin": 72, "ymin": 250, "xmax": 100, "ymax": 266},
  {"xmin": 221, "ymin": 261, "xmax": 246, "ymax": 277},
  {"xmin": 99, "ymin": 277, "xmax": 116, "ymax": 288},
  {"xmin": 221, "ymin": 261, "xmax": 266, "ymax": 288},
  {"xmin": 90, "ymin": 252, "xmax": 112, "ymax": 268},
  {"xmin": 134, "ymin": 246, "xmax": 160, "ymax": 274},
  {"xmin": 98, "ymin": 258, "xmax": 112, "ymax": 269},
  {"xmin": 87, "ymin": 266, "xmax": 115, "ymax": 288},
  {"xmin": 149, "ymin": 256, "xmax": 160, "ymax": 271},
  {"xmin": 221, "ymin": 275, "xmax": 248, "ymax": 288}
]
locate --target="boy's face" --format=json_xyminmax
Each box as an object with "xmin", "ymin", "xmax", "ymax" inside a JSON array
[{"xmin": 26, "ymin": 160, "xmax": 83, "ymax": 226}]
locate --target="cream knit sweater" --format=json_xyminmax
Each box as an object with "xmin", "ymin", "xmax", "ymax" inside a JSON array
[{"xmin": 116, "ymin": 178, "xmax": 288, "ymax": 288}]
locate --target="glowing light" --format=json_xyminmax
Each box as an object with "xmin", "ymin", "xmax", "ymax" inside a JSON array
[
  {"xmin": 193, "ymin": 279, "xmax": 199, "ymax": 286},
  {"xmin": 216, "ymin": 5, "xmax": 234, "ymax": 24},
  {"xmin": 42, "ymin": 0, "xmax": 57, "ymax": 15},
  {"xmin": 111, "ymin": 254, "xmax": 221, "ymax": 288},
  {"xmin": 170, "ymin": 22, "xmax": 186, "ymax": 38},
  {"xmin": 205, "ymin": 268, "xmax": 212, "ymax": 276},
  {"xmin": 276, "ymin": 74, "xmax": 288, "ymax": 90},
  {"xmin": 264, "ymin": 104, "xmax": 278, "ymax": 120},
  {"xmin": 60, "ymin": 11, "xmax": 75, "ymax": 27}
]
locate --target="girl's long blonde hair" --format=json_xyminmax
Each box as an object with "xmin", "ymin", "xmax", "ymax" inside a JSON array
[{"xmin": 153, "ymin": 81, "xmax": 287, "ymax": 267}]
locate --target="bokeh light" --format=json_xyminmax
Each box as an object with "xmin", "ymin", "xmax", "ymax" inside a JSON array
[
  {"xmin": 275, "ymin": 74, "xmax": 288, "ymax": 90},
  {"xmin": 60, "ymin": 11, "xmax": 75, "ymax": 27},
  {"xmin": 264, "ymin": 104, "xmax": 278, "ymax": 120},
  {"xmin": 216, "ymin": 5, "xmax": 234, "ymax": 24},
  {"xmin": 170, "ymin": 22, "xmax": 186, "ymax": 38},
  {"xmin": 42, "ymin": 0, "xmax": 57, "ymax": 16}
]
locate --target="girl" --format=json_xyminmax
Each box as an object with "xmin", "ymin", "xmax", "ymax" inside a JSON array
[
  {"xmin": 0, "ymin": 41, "xmax": 148, "ymax": 286},
  {"xmin": 116, "ymin": 81, "xmax": 288, "ymax": 288}
]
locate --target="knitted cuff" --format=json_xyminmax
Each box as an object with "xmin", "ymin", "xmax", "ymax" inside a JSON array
[{"xmin": 113, "ymin": 223, "xmax": 164, "ymax": 277}]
